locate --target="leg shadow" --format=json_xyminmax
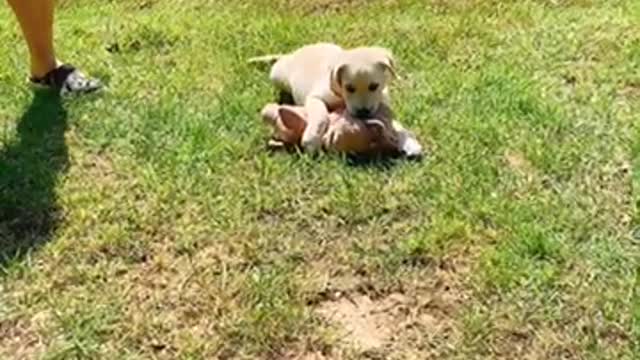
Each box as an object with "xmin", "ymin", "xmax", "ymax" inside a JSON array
[{"xmin": 0, "ymin": 91, "xmax": 68, "ymax": 268}]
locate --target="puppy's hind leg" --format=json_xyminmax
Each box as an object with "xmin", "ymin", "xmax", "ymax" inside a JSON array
[{"xmin": 268, "ymin": 56, "xmax": 291, "ymax": 92}]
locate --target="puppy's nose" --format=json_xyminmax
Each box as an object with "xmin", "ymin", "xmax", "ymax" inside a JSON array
[{"xmin": 354, "ymin": 108, "xmax": 372, "ymax": 119}]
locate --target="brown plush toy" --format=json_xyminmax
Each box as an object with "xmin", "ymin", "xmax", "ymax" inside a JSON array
[{"xmin": 260, "ymin": 103, "xmax": 403, "ymax": 155}]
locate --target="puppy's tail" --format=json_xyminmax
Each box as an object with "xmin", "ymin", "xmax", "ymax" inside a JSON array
[{"xmin": 247, "ymin": 54, "xmax": 283, "ymax": 66}]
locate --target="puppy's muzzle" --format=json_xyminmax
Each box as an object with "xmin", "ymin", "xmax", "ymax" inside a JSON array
[{"xmin": 354, "ymin": 108, "xmax": 373, "ymax": 119}]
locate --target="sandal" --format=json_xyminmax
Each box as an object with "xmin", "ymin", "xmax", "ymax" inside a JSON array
[{"xmin": 30, "ymin": 64, "xmax": 102, "ymax": 95}]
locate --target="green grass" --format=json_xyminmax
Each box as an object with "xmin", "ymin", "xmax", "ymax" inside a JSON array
[{"xmin": 1, "ymin": 0, "xmax": 638, "ymax": 358}]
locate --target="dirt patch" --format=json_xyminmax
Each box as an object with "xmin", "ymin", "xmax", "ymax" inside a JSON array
[
  {"xmin": 618, "ymin": 80, "xmax": 640, "ymax": 98},
  {"xmin": 316, "ymin": 288, "xmax": 466, "ymax": 357},
  {"xmin": 503, "ymin": 150, "xmax": 536, "ymax": 177},
  {"xmin": 316, "ymin": 293, "xmax": 401, "ymax": 350},
  {"xmin": 0, "ymin": 317, "xmax": 46, "ymax": 359},
  {"xmin": 502, "ymin": 149, "xmax": 544, "ymax": 199},
  {"xmin": 281, "ymin": 0, "xmax": 392, "ymax": 15},
  {"xmin": 313, "ymin": 253, "xmax": 471, "ymax": 356},
  {"xmin": 284, "ymin": 351, "xmax": 330, "ymax": 360}
]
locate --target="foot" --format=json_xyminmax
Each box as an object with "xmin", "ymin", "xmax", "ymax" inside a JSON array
[{"xmin": 30, "ymin": 64, "xmax": 102, "ymax": 95}]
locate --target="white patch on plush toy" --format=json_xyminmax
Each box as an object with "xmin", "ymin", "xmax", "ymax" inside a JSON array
[{"xmin": 398, "ymin": 132, "xmax": 423, "ymax": 157}]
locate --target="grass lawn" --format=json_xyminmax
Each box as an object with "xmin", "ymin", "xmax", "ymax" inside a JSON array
[{"xmin": 1, "ymin": 0, "xmax": 638, "ymax": 358}]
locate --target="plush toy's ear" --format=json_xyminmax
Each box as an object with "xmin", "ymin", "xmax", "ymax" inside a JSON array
[
  {"xmin": 365, "ymin": 119, "xmax": 399, "ymax": 145},
  {"xmin": 364, "ymin": 119, "xmax": 387, "ymax": 134},
  {"xmin": 278, "ymin": 107, "xmax": 307, "ymax": 134},
  {"xmin": 330, "ymin": 63, "xmax": 348, "ymax": 96}
]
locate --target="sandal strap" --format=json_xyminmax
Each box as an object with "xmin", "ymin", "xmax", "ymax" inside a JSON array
[
  {"xmin": 30, "ymin": 64, "xmax": 77, "ymax": 88},
  {"xmin": 30, "ymin": 64, "xmax": 101, "ymax": 95}
]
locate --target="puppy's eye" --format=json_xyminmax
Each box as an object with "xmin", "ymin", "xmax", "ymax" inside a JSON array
[
  {"xmin": 345, "ymin": 84, "xmax": 356, "ymax": 93},
  {"xmin": 368, "ymin": 83, "xmax": 380, "ymax": 92}
]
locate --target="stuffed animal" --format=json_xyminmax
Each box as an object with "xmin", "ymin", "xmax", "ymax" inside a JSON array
[{"xmin": 260, "ymin": 103, "xmax": 405, "ymax": 156}]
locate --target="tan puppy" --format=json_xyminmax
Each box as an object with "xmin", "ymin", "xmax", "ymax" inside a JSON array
[
  {"xmin": 261, "ymin": 103, "xmax": 401, "ymax": 155},
  {"xmin": 251, "ymin": 43, "xmax": 422, "ymax": 157}
]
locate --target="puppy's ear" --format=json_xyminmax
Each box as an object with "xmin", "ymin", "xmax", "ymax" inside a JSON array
[
  {"xmin": 372, "ymin": 47, "xmax": 397, "ymax": 80},
  {"xmin": 278, "ymin": 107, "xmax": 307, "ymax": 134},
  {"xmin": 330, "ymin": 63, "xmax": 348, "ymax": 96}
]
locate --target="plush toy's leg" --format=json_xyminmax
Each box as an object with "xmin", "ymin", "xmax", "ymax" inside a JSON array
[
  {"xmin": 392, "ymin": 120, "xmax": 423, "ymax": 158},
  {"xmin": 267, "ymin": 139, "xmax": 287, "ymax": 150}
]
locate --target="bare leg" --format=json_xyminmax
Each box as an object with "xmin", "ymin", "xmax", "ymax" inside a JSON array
[
  {"xmin": 7, "ymin": 0, "xmax": 101, "ymax": 94},
  {"xmin": 7, "ymin": 0, "xmax": 58, "ymax": 78}
]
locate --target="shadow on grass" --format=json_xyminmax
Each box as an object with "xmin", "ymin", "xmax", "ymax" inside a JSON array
[
  {"xmin": 264, "ymin": 143, "xmax": 410, "ymax": 170},
  {"xmin": 343, "ymin": 153, "xmax": 410, "ymax": 170},
  {"xmin": 0, "ymin": 91, "xmax": 68, "ymax": 270}
]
